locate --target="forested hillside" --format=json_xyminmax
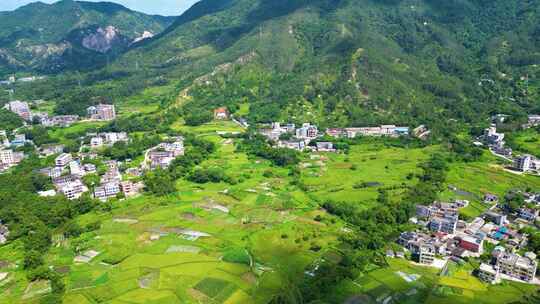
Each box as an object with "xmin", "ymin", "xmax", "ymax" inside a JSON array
[
  {"xmin": 107, "ymin": 0, "xmax": 540, "ymax": 133},
  {"xmin": 0, "ymin": 0, "xmax": 175, "ymax": 75}
]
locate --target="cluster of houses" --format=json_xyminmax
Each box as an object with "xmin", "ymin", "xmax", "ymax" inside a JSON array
[
  {"xmin": 3, "ymin": 100, "xmax": 31, "ymax": 121},
  {"xmin": 478, "ymin": 125, "xmax": 540, "ymax": 174},
  {"xmin": 479, "ymin": 125, "xmax": 513, "ymax": 157},
  {"xmin": 258, "ymin": 122, "xmax": 334, "ymax": 152},
  {"xmin": 2, "ymin": 100, "xmax": 117, "ymax": 127},
  {"xmin": 0, "ymin": 130, "xmax": 26, "ymax": 173},
  {"xmin": 0, "ymin": 222, "xmax": 8, "ymax": 245},
  {"xmin": 522, "ymin": 115, "xmax": 540, "ymax": 129},
  {"xmin": 396, "ymin": 192, "xmax": 540, "ymax": 285},
  {"xmin": 0, "ymin": 75, "xmax": 45, "ymax": 85},
  {"xmin": 145, "ymin": 137, "xmax": 185, "ymax": 169},
  {"xmin": 257, "ymin": 122, "xmax": 430, "ymax": 152},
  {"xmin": 87, "ymin": 104, "xmax": 116, "ymax": 121},
  {"xmin": 3, "ymin": 100, "xmax": 78, "ymax": 127},
  {"xmin": 34, "ymin": 134, "xmax": 186, "ymax": 201},
  {"xmin": 91, "ymin": 160, "xmax": 143, "ymax": 201},
  {"xmin": 38, "ymin": 150, "xmax": 143, "ymax": 201},
  {"xmin": 326, "ymin": 125, "xmax": 410, "ymax": 138},
  {"xmin": 478, "ymin": 249, "xmax": 538, "ymax": 284},
  {"xmin": 89, "ymin": 132, "xmax": 128, "ymax": 149}
]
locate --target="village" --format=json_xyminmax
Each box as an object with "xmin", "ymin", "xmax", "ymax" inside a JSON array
[
  {"xmin": 393, "ymin": 190, "xmax": 540, "ymax": 285},
  {"xmin": 0, "ymin": 101, "xmax": 182, "ymax": 202},
  {"xmin": 476, "ymin": 115, "xmax": 540, "ymax": 175},
  {"xmin": 256, "ymin": 120, "xmax": 430, "ymax": 153},
  {"xmin": 0, "ymin": 103, "xmax": 539, "ymax": 291}
]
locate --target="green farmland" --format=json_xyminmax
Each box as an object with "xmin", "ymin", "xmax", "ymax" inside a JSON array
[{"xmin": 1, "ymin": 122, "xmax": 540, "ymax": 303}]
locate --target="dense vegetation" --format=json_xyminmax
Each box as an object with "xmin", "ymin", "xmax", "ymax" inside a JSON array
[
  {"xmin": 143, "ymin": 135, "xmax": 216, "ymax": 195},
  {"xmin": 105, "ymin": 0, "xmax": 540, "ymax": 134},
  {"xmin": 0, "ymin": 109, "xmax": 24, "ymax": 131},
  {"xmin": 0, "ymin": 155, "xmax": 103, "ymax": 302}
]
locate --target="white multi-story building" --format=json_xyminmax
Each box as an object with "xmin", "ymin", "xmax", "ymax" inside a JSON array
[
  {"xmin": 58, "ymin": 180, "xmax": 86, "ymax": 200},
  {"xmin": 55, "ymin": 153, "xmax": 73, "ymax": 167},
  {"xmin": 120, "ymin": 181, "xmax": 142, "ymax": 197},
  {"xmin": 296, "ymin": 123, "xmax": 318, "ymax": 139},
  {"xmin": 4, "ymin": 100, "xmax": 31, "ymax": 120},
  {"xmin": 94, "ymin": 182, "xmax": 120, "ymax": 201},
  {"xmin": 419, "ymin": 244, "xmax": 436, "ymax": 265},
  {"xmin": 484, "ymin": 126, "xmax": 505, "ymax": 145},
  {"xmin": 429, "ymin": 216, "xmax": 458, "ymax": 234},
  {"xmin": 0, "ymin": 149, "xmax": 14, "ymax": 164},
  {"xmin": 478, "ymin": 263, "xmax": 500, "ymax": 284},
  {"xmin": 515, "ymin": 155, "xmax": 533, "ymax": 172},
  {"xmin": 496, "ymin": 251, "xmax": 538, "ymax": 282},
  {"xmin": 103, "ymin": 132, "xmax": 128, "ymax": 143},
  {"xmin": 69, "ymin": 161, "xmax": 84, "ymax": 176},
  {"xmin": 90, "ymin": 137, "xmax": 104, "ymax": 148},
  {"xmin": 88, "ymin": 104, "xmax": 116, "ymax": 121}
]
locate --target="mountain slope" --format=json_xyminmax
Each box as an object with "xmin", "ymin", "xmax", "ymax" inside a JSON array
[
  {"xmin": 0, "ymin": 0, "xmax": 176, "ymax": 75},
  {"xmin": 114, "ymin": 0, "xmax": 540, "ymax": 132}
]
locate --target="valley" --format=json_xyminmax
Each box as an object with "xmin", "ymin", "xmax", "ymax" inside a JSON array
[{"xmin": 0, "ymin": 0, "xmax": 540, "ymax": 303}]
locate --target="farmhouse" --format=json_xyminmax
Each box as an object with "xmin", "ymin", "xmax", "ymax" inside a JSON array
[
  {"xmin": 495, "ymin": 251, "xmax": 538, "ymax": 283},
  {"xmin": 316, "ymin": 142, "xmax": 335, "ymax": 152},
  {"xmin": 57, "ymin": 180, "xmax": 87, "ymax": 200},
  {"xmin": 147, "ymin": 139, "xmax": 185, "ymax": 169},
  {"xmin": 518, "ymin": 207, "xmax": 539, "ymax": 222},
  {"xmin": 413, "ymin": 125, "xmax": 431, "ymax": 140},
  {"xmin": 94, "ymin": 182, "xmax": 120, "ymax": 201},
  {"xmin": 296, "ymin": 123, "xmax": 319, "ymax": 139},
  {"xmin": 458, "ymin": 234, "xmax": 484, "ymax": 253},
  {"xmin": 278, "ymin": 140, "xmax": 306, "ymax": 151},
  {"xmin": 483, "ymin": 194, "xmax": 499, "ymax": 204},
  {"xmin": 120, "ymin": 181, "xmax": 143, "ymax": 197},
  {"xmin": 478, "ymin": 263, "xmax": 500, "ymax": 284},
  {"xmin": 88, "ymin": 104, "xmax": 116, "ymax": 121},
  {"xmin": 90, "ymin": 132, "xmax": 128, "ymax": 148},
  {"xmin": 483, "ymin": 126, "xmax": 505, "ymax": 146},
  {"xmin": 259, "ymin": 123, "xmax": 295, "ymax": 141},
  {"xmin": 214, "ymin": 107, "xmax": 229, "ymax": 120},
  {"xmin": 326, "ymin": 128, "xmax": 345, "ymax": 138},
  {"xmin": 46, "ymin": 115, "xmax": 80, "ymax": 127},
  {"xmin": 55, "ymin": 153, "xmax": 73, "ymax": 168},
  {"xmin": 4, "ymin": 100, "xmax": 31, "ymax": 121},
  {"xmin": 40, "ymin": 144, "xmax": 64, "ymax": 156}
]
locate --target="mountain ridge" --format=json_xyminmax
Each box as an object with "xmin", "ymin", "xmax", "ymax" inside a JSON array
[
  {"xmin": 0, "ymin": 0, "xmax": 176, "ymax": 74},
  {"xmin": 109, "ymin": 0, "xmax": 539, "ymax": 131}
]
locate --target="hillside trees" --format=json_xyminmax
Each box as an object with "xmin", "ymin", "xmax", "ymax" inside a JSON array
[{"xmin": 0, "ymin": 109, "xmax": 24, "ymax": 131}]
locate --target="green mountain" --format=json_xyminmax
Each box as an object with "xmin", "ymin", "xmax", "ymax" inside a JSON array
[
  {"xmin": 112, "ymin": 0, "xmax": 540, "ymax": 132},
  {"xmin": 0, "ymin": 0, "xmax": 175, "ymax": 74}
]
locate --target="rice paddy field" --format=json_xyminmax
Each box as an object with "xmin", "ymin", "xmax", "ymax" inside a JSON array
[
  {"xmin": 336, "ymin": 259, "xmax": 539, "ymax": 304},
  {"xmin": 1, "ymin": 121, "xmax": 540, "ymax": 303}
]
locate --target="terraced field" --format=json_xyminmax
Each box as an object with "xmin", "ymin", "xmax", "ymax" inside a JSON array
[{"xmin": 1, "ymin": 121, "xmax": 540, "ymax": 303}]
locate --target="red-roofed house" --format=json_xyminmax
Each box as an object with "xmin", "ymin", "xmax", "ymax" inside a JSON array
[{"xmin": 214, "ymin": 107, "xmax": 230, "ymax": 120}]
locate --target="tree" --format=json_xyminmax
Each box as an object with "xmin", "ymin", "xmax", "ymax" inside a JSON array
[
  {"xmin": 0, "ymin": 109, "xmax": 24, "ymax": 131},
  {"xmin": 143, "ymin": 169, "xmax": 176, "ymax": 196}
]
